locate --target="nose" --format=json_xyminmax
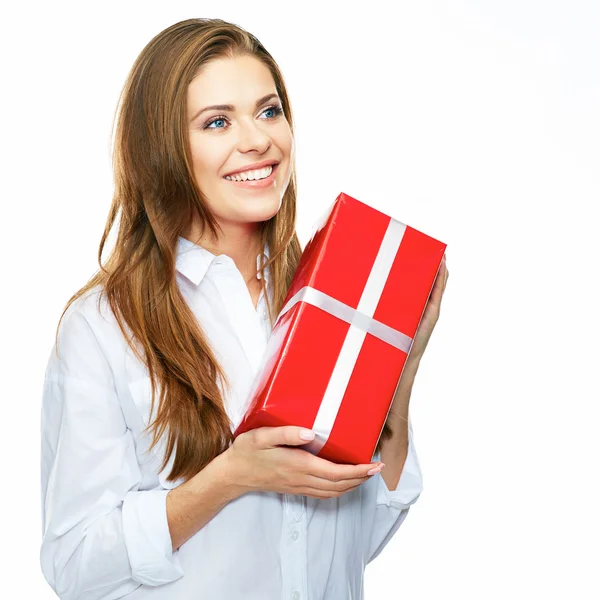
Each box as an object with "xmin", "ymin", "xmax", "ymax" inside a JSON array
[{"xmin": 236, "ymin": 117, "xmax": 271, "ymax": 154}]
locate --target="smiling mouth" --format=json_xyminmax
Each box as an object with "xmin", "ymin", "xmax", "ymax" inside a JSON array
[{"xmin": 223, "ymin": 163, "xmax": 279, "ymax": 181}]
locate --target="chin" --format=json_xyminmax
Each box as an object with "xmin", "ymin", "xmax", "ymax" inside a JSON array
[{"xmin": 241, "ymin": 196, "xmax": 282, "ymax": 221}]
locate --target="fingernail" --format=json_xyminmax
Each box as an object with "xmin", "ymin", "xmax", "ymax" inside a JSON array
[
  {"xmin": 299, "ymin": 429, "xmax": 315, "ymax": 441},
  {"xmin": 367, "ymin": 464, "xmax": 384, "ymax": 476}
]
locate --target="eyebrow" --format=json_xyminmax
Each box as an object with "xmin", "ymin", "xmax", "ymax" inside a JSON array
[{"xmin": 190, "ymin": 93, "xmax": 280, "ymax": 123}]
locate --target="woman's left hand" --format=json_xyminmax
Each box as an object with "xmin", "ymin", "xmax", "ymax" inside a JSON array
[{"xmin": 406, "ymin": 254, "xmax": 449, "ymax": 366}]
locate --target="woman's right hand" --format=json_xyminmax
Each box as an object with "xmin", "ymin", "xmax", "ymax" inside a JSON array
[{"xmin": 224, "ymin": 426, "xmax": 385, "ymax": 499}]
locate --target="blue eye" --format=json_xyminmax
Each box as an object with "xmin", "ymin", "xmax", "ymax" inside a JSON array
[
  {"xmin": 203, "ymin": 105, "xmax": 284, "ymax": 130},
  {"xmin": 262, "ymin": 106, "xmax": 282, "ymax": 119},
  {"xmin": 207, "ymin": 118, "xmax": 226, "ymax": 129}
]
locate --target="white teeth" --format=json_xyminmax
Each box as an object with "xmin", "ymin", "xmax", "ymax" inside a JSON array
[{"xmin": 225, "ymin": 165, "xmax": 274, "ymax": 181}]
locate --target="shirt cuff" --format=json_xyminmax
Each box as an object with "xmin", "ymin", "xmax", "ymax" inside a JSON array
[
  {"xmin": 374, "ymin": 420, "xmax": 423, "ymax": 510},
  {"xmin": 122, "ymin": 488, "xmax": 185, "ymax": 585}
]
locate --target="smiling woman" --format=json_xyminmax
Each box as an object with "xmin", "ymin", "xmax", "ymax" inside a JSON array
[
  {"xmin": 185, "ymin": 54, "xmax": 294, "ymax": 238},
  {"xmin": 39, "ymin": 17, "xmax": 417, "ymax": 600}
]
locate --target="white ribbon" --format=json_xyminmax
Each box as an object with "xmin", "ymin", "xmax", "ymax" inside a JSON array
[
  {"xmin": 275, "ymin": 287, "xmax": 413, "ymax": 353},
  {"xmin": 274, "ymin": 218, "xmax": 412, "ymax": 456}
]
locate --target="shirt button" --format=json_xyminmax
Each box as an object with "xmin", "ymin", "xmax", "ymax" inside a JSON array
[
  {"xmin": 292, "ymin": 592, "xmax": 300, "ymax": 600},
  {"xmin": 291, "ymin": 530, "xmax": 299, "ymax": 541}
]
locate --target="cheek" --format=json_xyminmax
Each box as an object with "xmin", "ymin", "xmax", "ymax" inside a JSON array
[
  {"xmin": 283, "ymin": 134, "xmax": 295, "ymax": 172},
  {"xmin": 190, "ymin": 130, "xmax": 232, "ymax": 167},
  {"xmin": 190, "ymin": 146, "xmax": 221, "ymax": 180},
  {"xmin": 275, "ymin": 128, "xmax": 294, "ymax": 161}
]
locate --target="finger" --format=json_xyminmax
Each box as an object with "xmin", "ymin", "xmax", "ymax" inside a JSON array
[
  {"xmin": 426, "ymin": 258, "xmax": 446, "ymax": 308},
  {"xmin": 432, "ymin": 257, "xmax": 446, "ymax": 294},
  {"xmin": 310, "ymin": 457, "xmax": 384, "ymax": 482},
  {"xmin": 297, "ymin": 480, "xmax": 365, "ymax": 499},
  {"xmin": 300, "ymin": 473, "xmax": 373, "ymax": 492},
  {"xmin": 253, "ymin": 425, "xmax": 318, "ymax": 448}
]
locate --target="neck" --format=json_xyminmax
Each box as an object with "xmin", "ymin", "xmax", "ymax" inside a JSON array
[{"xmin": 184, "ymin": 220, "xmax": 263, "ymax": 283}]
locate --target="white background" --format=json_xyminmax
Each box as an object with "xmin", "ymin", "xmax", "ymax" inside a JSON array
[{"xmin": 2, "ymin": 0, "xmax": 599, "ymax": 598}]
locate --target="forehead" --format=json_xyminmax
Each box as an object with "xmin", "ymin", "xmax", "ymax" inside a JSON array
[{"xmin": 187, "ymin": 55, "xmax": 276, "ymax": 109}]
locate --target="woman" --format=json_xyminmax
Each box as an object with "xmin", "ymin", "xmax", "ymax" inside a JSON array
[{"xmin": 40, "ymin": 17, "xmax": 448, "ymax": 600}]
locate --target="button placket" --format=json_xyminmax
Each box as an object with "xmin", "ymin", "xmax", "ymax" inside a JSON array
[
  {"xmin": 282, "ymin": 494, "xmax": 307, "ymax": 600},
  {"xmin": 285, "ymin": 493, "xmax": 305, "ymax": 522},
  {"xmin": 212, "ymin": 260, "xmax": 267, "ymax": 375}
]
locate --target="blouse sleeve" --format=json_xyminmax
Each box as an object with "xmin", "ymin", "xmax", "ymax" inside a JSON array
[
  {"xmin": 40, "ymin": 308, "xmax": 185, "ymax": 600},
  {"xmin": 364, "ymin": 416, "xmax": 423, "ymax": 564}
]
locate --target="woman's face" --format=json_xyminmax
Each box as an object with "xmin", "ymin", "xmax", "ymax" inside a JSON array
[{"xmin": 187, "ymin": 55, "xmax": 294, "ymax": 234}]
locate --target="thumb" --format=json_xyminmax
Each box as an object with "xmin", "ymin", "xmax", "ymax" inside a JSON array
[{"xmin": 254, "ymin": 425, "xmax": 316, "ymax": 448}]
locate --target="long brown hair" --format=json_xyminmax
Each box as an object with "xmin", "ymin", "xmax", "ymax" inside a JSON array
[{"xmin": 55, "ymin": 17, "xmax": 392, "ymax": 485}]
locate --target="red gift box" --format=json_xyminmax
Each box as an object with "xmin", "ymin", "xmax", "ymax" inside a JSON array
[{"xmin": 233, "ymin": 192, "xmax": 447, "ymax": 465}]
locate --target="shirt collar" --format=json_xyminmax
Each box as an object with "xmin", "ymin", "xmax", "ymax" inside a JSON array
[{"xmin": 175, "ymin": 236, "xmax": 271, "ymax": 287}]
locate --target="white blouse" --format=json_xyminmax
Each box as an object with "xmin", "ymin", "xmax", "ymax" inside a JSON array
[{"xmin": 40, "ymin": 235, "xmax": 423, "ymax": 600}]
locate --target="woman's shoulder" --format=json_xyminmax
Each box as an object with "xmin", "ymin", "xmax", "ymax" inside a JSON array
[
  {"xmin": 60, "ymin": 284, "xmax": 114, "ymax": 329},
  {"xmin": 56, "ymin": 284, "xmax": 129, "ymax": 356}
]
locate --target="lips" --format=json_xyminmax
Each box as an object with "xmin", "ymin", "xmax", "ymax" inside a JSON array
[
  {"xmin": 222, "ymin": 160, "xmax": 280, "ymax": 178},
  {"xmin": 224, "ymin": 163, "xmax": 279, "ymax": 181}
]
